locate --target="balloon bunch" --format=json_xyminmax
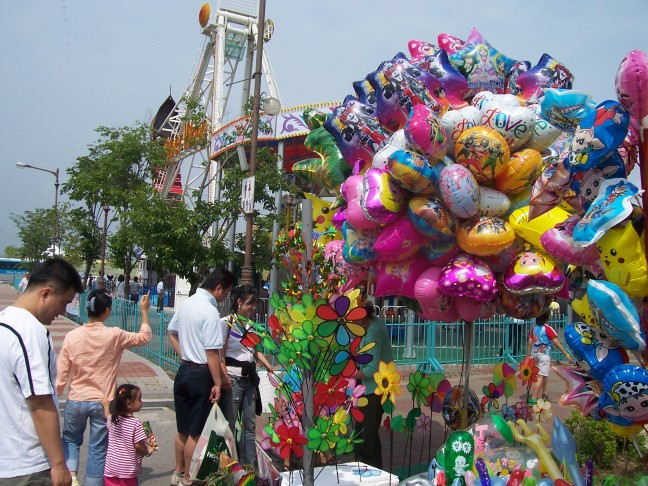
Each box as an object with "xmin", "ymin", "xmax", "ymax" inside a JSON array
[{"xmin": 294, "ymin": 28, "xmax": 646, "ymax": 327}]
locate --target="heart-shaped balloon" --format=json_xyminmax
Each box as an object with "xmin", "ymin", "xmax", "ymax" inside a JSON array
[
  {"xmin": 441, "ymin": 106, "xmax": 480, "ymax": 155},
  {"xmin": 471, "ymin": 90, "xmax": 521, "ymax": 111},
  {"xmin": 523, "ymin": 111, "xmax": 562, "ymax": 152},
  {"xmin": 615, "ymin": 49, "xmax": 648, "ymax": 121},
  {"xmin": 479, "ymin": 99, "xmax": 536, "ymax": 151}
]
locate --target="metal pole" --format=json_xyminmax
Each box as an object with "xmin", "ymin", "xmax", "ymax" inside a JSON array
[
  {"xmin": 461, "ymin": 320, "xmax": 474, "ymax": 430},
  {"xmin": 99, "ymin": 203, "xmax": 109, "ymax": 290},
  {"xmin": 268, "ymin": 141, "xmax": 284, "ymax": 314},
  {"xmin": 53, "ymin": 169, "xmax": 59, "ymax": 256},
  {"xmin": 240, "ymin": 0, "xmax": 267, "ymax": 286}
]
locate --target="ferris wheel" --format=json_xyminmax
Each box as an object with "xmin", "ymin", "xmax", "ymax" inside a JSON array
[{"xmin": 152, "ymin": 0, "xmax": 282, "ymax": 207}]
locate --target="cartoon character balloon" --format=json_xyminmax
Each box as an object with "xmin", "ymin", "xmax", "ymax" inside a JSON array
[
  {"xmin": 565, "ymin": 322, "xmax": 629, "ymax": 382},
  {"xmin": 404, "ymin": 103, "xmax": 449, "ymax": 159},
  {"xmin": 503, "ymin": 251, "xmax": 564, "ymax": 295},
  {"xmin": 439, "ymin": 253, "xmax": 498, "ymax": 302},
  {"xmin": 599, "ymin": 365, "xmax": 648, "ymax": 426},
  {"xmin": 540, "ymin": 215, "xmax": 599, "ymax": 266},
  {"xmin": 455, "ymin": 126, "xmax": 510, "ymax": 186},
  {"xmin": 456, "ymin": 217, "xmax": 516, "ymax": 256},
  {"xmin": 516, "ymin": 53, "xmax": 574, "ymax": 102},
  {"xmin": 445, "ymin": 430, "xmax": 476, "ymax": 486},
  {"xmin": 415, "ymin": 48, "xmax": 470, "ymax": 109}
]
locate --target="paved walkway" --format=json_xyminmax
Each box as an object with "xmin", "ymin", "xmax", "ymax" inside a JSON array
[{"xmin": 0, "ymin": 283, "xmax": 583, "ymax": 483}]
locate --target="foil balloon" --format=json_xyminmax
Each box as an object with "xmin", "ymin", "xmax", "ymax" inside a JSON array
[
  {"xmin": 596, "ymin": 216, "xmax": 648, "ymax": 298},
  {"xmin": 331, "ymin": 205, "xmax": 347, "ymax": 230},
  {"xmin": 570, "ymin": 153, "xmax": 626, "ymax": 211},
  {"xmin": 571, "ymin": 294, "xmax": 596, "ymax": 326},
  {"xmin": 362, "ymin": 168, "xmax": 407, "ymax": 225},
  {"xmin": 325, "ymin": 95, "xmax": 390, "ymax": 167},
  {"xmin": 498, "ymin": 285, "xmax": 548, "ymax": 319},
  {"xmin": 303, "ymin": 107, "xmax": 331, "ymax": 130},
  {"xmin": 449, "ymin": 28, "xmax": 516, "ymax": 96},
  {"xmin": 587, "ymin": 280, "xmax": 645, "ymax": 351},
  {"xmin": 598, "ymin": 365, "xmax": 648, "ymax": 426},
  {"xmin": 325, "ymin": 240, "xmax": 369, "ymax": 291},
  {"xmin": 540, "ymin": 215, "xmax": 599, "ymax": 266},
  {"xmin": 481, "ymin": 238, "xmax": 524, "ymax": 273},
  {"xmin": 414, "ymin": 266, "xmax": 457, "ymax": 316},
  {"xmin": 504, "ymin": 188, "xmax": 532, "ymax": 219},
  {"xmin": 471, "ymin": 90, "xmax": 521, "ymax": 111},
  {"xmin": 341, "ymin": 222, "xmax": 378, "ymax": 264},
  {"xmin": 505, "ymin": 60, "xmax": 531, "ymax": 96},
  {"xmin": 553, "ymin": 365, "xmax": 602, "ymax": 417},
  {"xmin": 478, "ymin": 187, "xmax": 511, "ymax": 217},
  {"xmin": 478, "ymin": 98, "xmax": 536, "ymax": 151},
  {"xmin": 456, "ymin": 217, "xmax": 516, "ymax": 256},
  {"xmin": 467, "ymin": 416, "xmax": 513, "ymax": 455},
  {"xmin": 508, "ymin": 205, "xmax": 571, "ymax": 250},
  {"xmin": 373, "ymin": 216, "xmax": 427, "ymax": 262},
  {"xmin": 566, "ymin": 101, "xmax": 630, "ymax": 172},
  {"xmin": 565, "ymin": 322, "xmax": 629, "ymax": 382},
  {"xmin": 419, "ymin": 237, "xmax": 460, "ymax": 266},
  {"xmin": 441, "ymin": 106, "xmax": 480, "ymax": 154},
  {"xmin": 455, "ymin": 297, "xmax": 492, "ymax": 322},
  {"xmin": 615, "ymin": 49, "xmax": 648, "ymax": 121},
  {"xmin": 495, "ymin": 148, "xmax": 544, "ymax": 195},
  {"xmin": 503, "ymin": 251, "xmax": 564, "ymax": 295},
  {"xmin": 387, "ymin": 149, "xmax": 440, "ymax": 195},
  {"xmin": 477, "ymin": 447, "xmax": 541, "ymax": 482},
  {"xmin": 415, "ymin": 48, "xmax": 471, "ymax": 109},
  {"xmin": 455, "ymin": 126, "xmax": 510, "ymax": 186},
  {"xmin": 523, "ymin": 113, "xmax": 562, "ymax": 152},
  {"xmin": 372, "ymin": 129, "xmax": 408, "ymax": 170},
  {"xmin": 439, "ymin": 253, "xmax": 498, "ymax": 302},
  {"xmin": 408, "ymin": 39, "xmax": 439, "ymax": 63},
  {"xmin": 572, "ymin": 178, "xmax": 641, "ymax": 246},
  {"xmin": 516, "ymin": 53, "xmax": 574, "ymax": 102},
  {"xmin": 368, "ymin": 52, "xmax": 446, "ymax": 131},
  {"xmin": 439, "ymin": 164, "xmax": 481, "ymax": 218},
  {"xmin": 540, "ymin": 88, "xmax": 597, "ymax": 132},
  {"xmin": 352, "ymin": 79, "xmax": 377, "ymax": 107},
  {"xmin": 304, "ymin": 193, "xmax": 339, "ymax": 241},
  {"xmin": 437, "ymin": 32, "xmax": 466, "ymax": 55},
  {"xmin": 408, "ymin": 195, "xmax": 457, "ymax": 239},
  {"xmin": 404, "ymin": 103, "xmax": 449, "ymax": 159},
  {"xmin": 528, "ymin": 159, "xmax": 572, "ymax": 219},
  {"xmin": 292, "ymin": 127, "xmax": 352, "ymax": 190},
  {"xmin": 341, "ymin": 174, "xmax": 380, "ymax": 230},
  {"xmin": 373, "ymin": 254, "xmax": 429, "ymax": 299}
]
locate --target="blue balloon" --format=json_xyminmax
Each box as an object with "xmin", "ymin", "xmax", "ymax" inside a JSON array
[
  {"xmin": 586, "ymin": 280, "xmax": 644, "ymax": 351},
  {"xmin": 565, "ymin": 322, "xmax": 628, "ymax": 381},
  {"xmin": 598, "ymin": 364, "xmax": 648, "ymax": 426},
  {"xmin": 540, "ymin": 88, "xmax": 597, "ymax": 132}
]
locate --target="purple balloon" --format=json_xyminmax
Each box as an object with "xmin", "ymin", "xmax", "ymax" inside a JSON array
[
  {"xmin": 439, "ymin": 253, "xmax": 498, "ymax": 302},
  {"xmin": 415, "ymin": 49, "xmax": 470, "ymax": 109},
  {"xmin": 517, "ymin": 53, "xmax": 574, "ymax": 101},
  {"xmin": 474, "ymin": 458, "xmax": 492, "ymax": 486},
  {"xmin": 362, "ymin": 167, "xmax": 406, "ymax": 225}
]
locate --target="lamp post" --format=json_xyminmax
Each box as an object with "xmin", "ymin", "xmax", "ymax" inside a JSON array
[
  {"xmin": 98, "ymin": 202, "xmax": 110, "ymax": 290},
  {"xmin": 16, "ymin": 162, "xmax": 60, "ymax": 256},
  {"xmin": 240, "ymin": 0, "xmax": 281, "ymax": 285}
]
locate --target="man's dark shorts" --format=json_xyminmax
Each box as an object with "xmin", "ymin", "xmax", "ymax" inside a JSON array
[
  {"xmin": 173, "ymin": 364, "xmax": 214, "ymax": 437},
  {"xmin": 0, "ymin": 469, "xmax": 52, "ymax": 485}
]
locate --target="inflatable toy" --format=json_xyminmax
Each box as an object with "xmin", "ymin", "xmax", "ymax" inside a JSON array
[
  {"xmin": 599, "ymin": 365, "xmax": 648, "ymax": 426},
  {"xmin": 503, "ymin": 251, "xmax": 564, "ymax": 295},
  {"xmin": 495, "ymin": 148, "xmax": 543, "ymax": 195},
  {"xmin": 455, "ymin": 126, "xmax": 510, "ymax": 185},
  {"xmin": 565, "ymin": 322, "xmax": 629, "ymax": 382},
  {"xmin": 387, "ymin": 149, "xmax": 440, "ymax": 195},
  {"xmin": 456, "ymin": 217, "xmax": 515, "ymax": 256},
  {"xmin": 292, "ymin": 127, "xmax": 352, "ymax": 190},
  {"xmin": 439, "ymin": 164, "xmax": 481, "ymax": 218},
  {"xmin": 404, "ymin": 103, "xmax": 448, "ymax": 159},
  {"xmin": 445, "ymin": 430, "xmax": 475, "ymax": 486},
  {"xmin": 439, "ymin": 253, "xmax": 498, "ymax": 302}
]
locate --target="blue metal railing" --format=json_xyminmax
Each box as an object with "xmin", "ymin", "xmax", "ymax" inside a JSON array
[{"xmin": 66, "ymin": 293, "xmax": 569, "ymax": 375}]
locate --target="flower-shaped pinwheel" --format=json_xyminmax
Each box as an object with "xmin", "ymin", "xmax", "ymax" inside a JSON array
[
  {"xmin": 533, "ymin": 398, "xmax": 553, "ymax": 422},
  {"xmin": 512, "ymin": 400, "xmax": 534, "ymax": 422},
  {"xmin": 518, "ymin": 356, "xmax": 540, "ymax": 388},
  {"xmin": 331, "ymin": 407, "xmax": 350, "ymax": 435},
  {"xmin": 493, "ymin": 362, "xmax": 517, "ymax": 398},
  {"xmin": 316, "ymin": 295, "xmax": 367, "ymax": 346},
  {"xmin": 277, "ymin": 339, "xmax": 310, "ymax": 369},
  {"xmin": 292, "ymin": 319, "xmax": 328, "ymax": 355},
  {"xmin": 427, "ymin": 373, "xmax": 452, "ymax": 413},
  {"xmin": 334, "ymin": 432, "xmax": 362, "ymax": 456},
  {"xmin": 307, "ymin": 416, "xmax": 340, "ymax": 453},
  {"xmin": 274, "ymin": 423, "xmax": 307, "ymax": 459},
  {"xmin": 227, "ymin": 315, "xmax": 261, "ymax": 350},
  {"xmin": 415, "ymin": 413, "xmax": 432, "ymax": 435},
  {"xmin": 267, "ymin": 314, "xmax": 285, "ymax": 340},
  {"xmin": 331, "ymin": 336, "xmax": 375, "ymax": 378},
  {"xmin": 374, "ymin": 361, "xmax": 402, "ymax": 405},
  {"xmin": 407, "ymin": 370, "xmax": 431, "ymax": 407},
  {"xmin": 480, "ymin": 383, "xmax": 501, "ymax": 412},
  {"xmin": 314, "ymin": 376, "xmax": 348, "ymax": 410},
  {"xmin": 287, "ymin": 293, "xmax": 320, "ymax": 328},
  {"xmin": 344, "ymin": 379, "xmax": 368, "ymax": 422},
  {"xmin": 500, "ymin": 403, "xmax": 516, "ymax": 422}
]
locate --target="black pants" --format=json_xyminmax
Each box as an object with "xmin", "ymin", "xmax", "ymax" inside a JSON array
[{"xmin": 356, "ymin": 392, "xmax": 384, "ymax": 469}]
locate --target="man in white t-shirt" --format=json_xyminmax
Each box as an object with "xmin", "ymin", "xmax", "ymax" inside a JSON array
[
  {"xmin": 0, "ymin": 258, "xmax": 83, "ymax": 485},
  {"xmin": 18, "ymin": 271, "xmax": 30, "ymax": 294},
  {"xmin": 156, "ymin": 279, "xmax": 164, "ymax": 312},
  {"xmin": 167, "ymin": 267, "xmax": 235, "ymax": 486}
]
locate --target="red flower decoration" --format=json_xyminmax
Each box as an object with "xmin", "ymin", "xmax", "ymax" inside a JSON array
[
  {"xmin": 274, "ymin": 423, "xmax": 307, "ymax": 459},
  {"xmin": 314, "ymin": 376, "xmax": 348, "ymax": 409},
  {"xmin": 518, "ymin": 356, "xmax": 540, "ymax": 387}
]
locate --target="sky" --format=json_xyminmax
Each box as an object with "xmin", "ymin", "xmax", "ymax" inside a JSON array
[{"xmin": 1, "ymin": 0, "xmax": 646, "ymax": 253}]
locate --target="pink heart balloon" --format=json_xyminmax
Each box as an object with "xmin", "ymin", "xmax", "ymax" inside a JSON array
[{"xmin": 615, "ymin": 49, "xmax": 648, "ymax": 121}]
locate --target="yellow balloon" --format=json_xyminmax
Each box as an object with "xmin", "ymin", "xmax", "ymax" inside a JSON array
[
  {"xmin": 508, "ymin": 205, "xmax": 570, "ymax": 250},
  {"xmin": 495, "ymin": 148, "xmax": 543, "ymax": 195},
  {"xmin": 570, "ymin": 294, "xmax": 596, "ymax": 327},
  {"xmin": 609, "ymin": 422, "xmax": 643, "ymax": 439},
  {"xmin": 596, "ymin": 219, "xmax": 648, "ymax": 298},
  {"xmin": 457, "ymin": 217, "xmax": 516, "ymax": 256},
  {"xmin": 455, "ymin": 126, "xmax": 510, "ymax": 186},
  {"xmin": 304, "ymin": 193, "xmax": 340, "ymax": 241}
]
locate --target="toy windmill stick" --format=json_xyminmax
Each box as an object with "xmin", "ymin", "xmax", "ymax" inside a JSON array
[
  {"xmin": 461, "ymin": 320, "xmax": 474, "ymax": 430},
  {"xmin": 508, "ymin": 419, "xmax": 564, "ymax": 482}
]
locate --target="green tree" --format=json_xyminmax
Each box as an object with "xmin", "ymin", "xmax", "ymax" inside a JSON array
[
  {"xmin": 3, "ymin": 246, "xmax": 20, "ymax": 258},
  {"xmin": 62, "ymin": 206, "xmax": 103, "ymax": 283},
  {"xmin": 11, "ymin": 207, "xmax": 58, "ymax": 263}
]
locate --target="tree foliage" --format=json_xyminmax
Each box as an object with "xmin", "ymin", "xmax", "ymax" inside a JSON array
[{"xmin": 10, "ymin": 207, "xmax": 56, "ymax": 263}]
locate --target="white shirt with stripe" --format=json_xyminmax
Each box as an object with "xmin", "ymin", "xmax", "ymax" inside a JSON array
[{"xmin": 0, "ymin": 306, "xmax": 57, "ymax": 478}]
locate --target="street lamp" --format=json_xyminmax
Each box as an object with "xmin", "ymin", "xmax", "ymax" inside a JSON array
[
  {"xmin": 16, "ymin": 162, "xmax": 60, "ymax": 256},
  {"xmin": 98, "ymin": 202, "xmax": 110, "ymax": 290}
]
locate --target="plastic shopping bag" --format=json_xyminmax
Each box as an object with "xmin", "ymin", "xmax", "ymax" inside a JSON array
[
  {"xmin": 189, "ymin": 402, "xmax": 237, "ymax": 481},
  {"xmin": 256, "ymin": 442, "xmax": 282, "ymax": 486}
]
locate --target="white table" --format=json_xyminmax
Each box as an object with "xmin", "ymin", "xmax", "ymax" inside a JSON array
[{"xmin": 280, "ymin": 462, "xmax": 399, "ymax": 485}]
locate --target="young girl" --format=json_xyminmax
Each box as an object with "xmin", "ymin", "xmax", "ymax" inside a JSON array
[{"xmin": 104, "ymin": 384, "xmax": 154, "ymax": 486}]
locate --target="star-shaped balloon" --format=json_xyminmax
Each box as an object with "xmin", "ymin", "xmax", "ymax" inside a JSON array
[
  {"xmin": 292, "ymin": 128, "xmax": 352, "ymax": 190},
  {"xmin": 448, "ymin": 28, "xmax": 517, "ymax": 97},
  {"xmin": 552, "ymin": 364, "xmax": 602, "ymax": 417},
  {"xmin": 516, "ymin": 53, "xmax": 574, "ymax": 102}
]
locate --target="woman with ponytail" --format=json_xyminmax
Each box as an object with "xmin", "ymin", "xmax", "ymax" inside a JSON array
[{"xmin": 56, "ymin": 290, "xmax": 152, "ymax": 486}]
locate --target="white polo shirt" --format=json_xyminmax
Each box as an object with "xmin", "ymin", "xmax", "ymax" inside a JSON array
[
  {"xmin": 168, "ymin": 288, "xmax": 224, "ymax": 364},
  {"xmin": 0, "ymin": 306, "xmax": 57, "ymax": 478}
]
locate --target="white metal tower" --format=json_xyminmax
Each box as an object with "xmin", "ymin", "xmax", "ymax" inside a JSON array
[{"xmin": 153, "ymin": 0, "xmax": 281, "ymax": 207}]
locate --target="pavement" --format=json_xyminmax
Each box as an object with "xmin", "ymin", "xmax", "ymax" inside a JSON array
[{"xmin": 0, "ymin": 283, "xmax": 581, "ymax": 484}]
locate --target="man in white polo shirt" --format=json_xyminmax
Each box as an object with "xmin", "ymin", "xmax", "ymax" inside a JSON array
[
  {"xmin": 167, "ymin": 267, "xmax": 235, "ymax": 486},
  {"xmin": 0, "ymin": 258, "xmax": 83, "ymax": 486}
]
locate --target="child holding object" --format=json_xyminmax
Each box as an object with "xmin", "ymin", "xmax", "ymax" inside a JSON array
[
  {"xmin": 526, "ymin": 311, "xmax": 572, "ymax": 404},
  {"xmin": 103, "ymin": 384, "xmax": 156, "ymax": 486}
]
